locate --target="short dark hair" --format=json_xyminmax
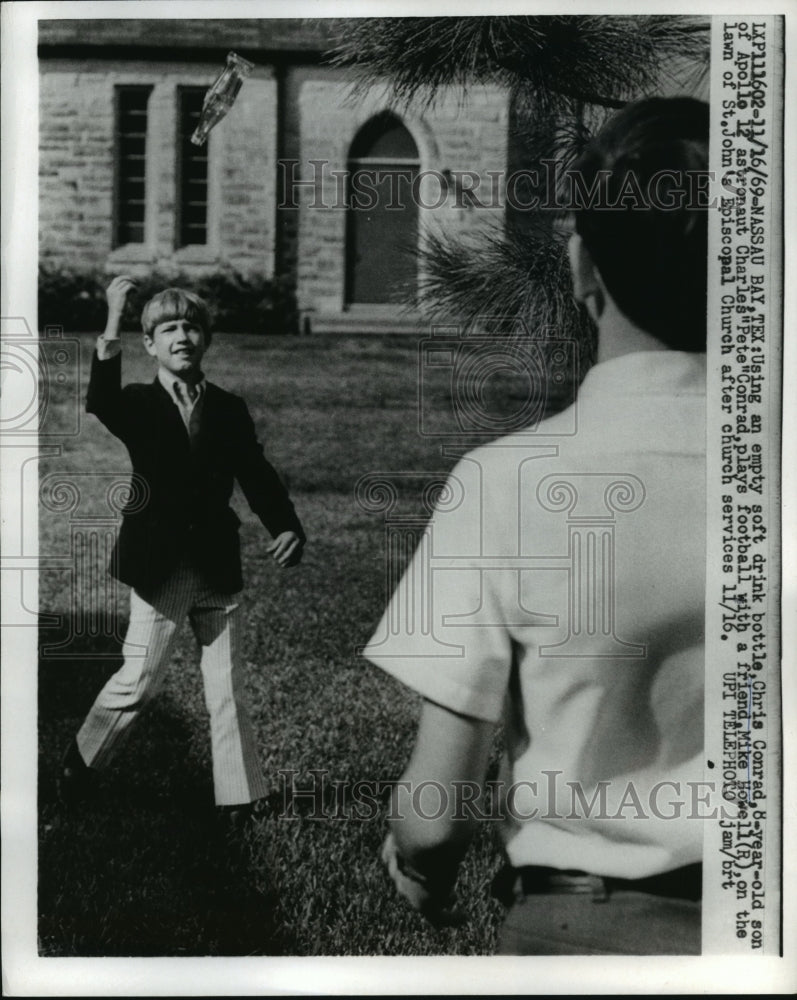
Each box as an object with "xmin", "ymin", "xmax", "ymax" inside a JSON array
[
  {"xmin": 141, "ymin": 288, "xmax": 212, "ymax": 344},
  {"xmin": 570, "ymin": 97, "xmax": 709, "ymax": 351}
]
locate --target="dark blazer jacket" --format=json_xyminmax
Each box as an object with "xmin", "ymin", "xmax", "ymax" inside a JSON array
[{"xmin": 87, "ymin": 350, "xmax": 305, "ymax": 595}]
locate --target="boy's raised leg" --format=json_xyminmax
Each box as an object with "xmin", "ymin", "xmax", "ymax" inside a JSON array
[{"xmin": 75, "ymin": 570, "xmax": 194, "ymax": 771}]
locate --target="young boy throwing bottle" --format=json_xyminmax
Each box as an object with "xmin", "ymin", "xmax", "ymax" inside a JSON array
[{"xmin": 60, "ymin": 276, "xmax": 306, "ymax": 834}]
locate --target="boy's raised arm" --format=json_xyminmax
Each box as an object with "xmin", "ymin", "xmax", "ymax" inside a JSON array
[
  {"xmin": 97, "ymin": 275, "xmax": 137, "ymax": 356},
  {"xmin": 86, "ymin": 275, "xmax": 137, "ymax": 437}
]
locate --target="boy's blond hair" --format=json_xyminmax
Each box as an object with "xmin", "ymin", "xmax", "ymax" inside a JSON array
[{"xmin": 141, "ymin": 288, "xmax": 212, "ymax": 344}]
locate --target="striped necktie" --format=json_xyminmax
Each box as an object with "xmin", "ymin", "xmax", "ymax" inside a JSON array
[{"xmin": 173, "ymin": 381, "xmax": 200, "ymax": 437}]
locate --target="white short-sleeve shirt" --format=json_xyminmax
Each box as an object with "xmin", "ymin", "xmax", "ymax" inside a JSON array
[{"xmin": 364, "ymin": 350, "xmax": 707, "ymax": 879}]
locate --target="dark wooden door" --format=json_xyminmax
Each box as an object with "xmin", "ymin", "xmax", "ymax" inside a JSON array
[{"xmin": 345, "ymin": 114, "xmax": 420, "ymax": 306}]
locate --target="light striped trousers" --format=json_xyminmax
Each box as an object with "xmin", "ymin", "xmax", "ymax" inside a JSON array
[{"xmin": 77, "ymin": 564, "xmax": 269, "ymax": 806}]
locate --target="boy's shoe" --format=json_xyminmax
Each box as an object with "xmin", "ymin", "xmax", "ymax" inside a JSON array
[
  {"xmin": 216, "ymin": 801, "xmax": 255, "ymax": 837},
  {"xmin": 58, "ymin": 738, "xmax": 96, "ymax": 805},
  {"xmin": 215, "ymin": 801, "xmax": 260, "ymax": 857}
]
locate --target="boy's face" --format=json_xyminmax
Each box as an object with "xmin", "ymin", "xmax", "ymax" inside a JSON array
[{"xmin": 143, "ymin": 317, "xmax": 207, "ymax": 378}]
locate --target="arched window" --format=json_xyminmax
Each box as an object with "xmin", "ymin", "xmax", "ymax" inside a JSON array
[{"xmin": 345, "ymin": 113, "xmax": 420, "ymax": 306}]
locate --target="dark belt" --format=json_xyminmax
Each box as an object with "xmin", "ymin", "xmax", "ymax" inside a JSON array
[{"xmin": 492, "ymin": 863, "xmax": 702, "ymax": 906}]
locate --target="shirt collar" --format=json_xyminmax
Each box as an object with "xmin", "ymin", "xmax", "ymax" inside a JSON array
[
  {"xmin": 157, "ymin": 369, "xmax": 206, "ymax": 407},
  {"xmin": 577, "ymin": 350, "xmax": 706, "ymax": 399}
]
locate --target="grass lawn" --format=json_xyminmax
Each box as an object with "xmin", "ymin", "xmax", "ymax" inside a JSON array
[{"xmin": 36, "ymin": 331, "xmax": 554, "ymax": 957}]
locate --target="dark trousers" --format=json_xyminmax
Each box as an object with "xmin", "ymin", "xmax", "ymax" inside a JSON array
[{"xmin": 494, "ymin": 865, "xmax": 701, "ymax": 956}]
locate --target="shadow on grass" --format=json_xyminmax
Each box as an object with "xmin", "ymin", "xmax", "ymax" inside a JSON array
[{"xmin": 38, "ymin": 624, "xmax": 290, "ymax": 957}]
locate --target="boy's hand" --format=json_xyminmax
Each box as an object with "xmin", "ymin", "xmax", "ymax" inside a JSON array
[
  {"xmin": 104, "ymin": 275, "xmax": 137, "ymax": 337},
  {"xmin": 381, "ymin": 832, "xmax": 465, "ymax": 928},
  {"xmin": 266, "ymin": 531, "xmax": 303, "ymax": 568}
]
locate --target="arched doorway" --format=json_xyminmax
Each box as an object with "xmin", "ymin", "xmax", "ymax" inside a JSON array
[{"xmin": 345, "ymin": 113, "xmax": 420, "ymax": 306}]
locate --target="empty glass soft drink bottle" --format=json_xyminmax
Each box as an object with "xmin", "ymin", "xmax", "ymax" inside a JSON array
[{"xmin": 191, "ymin": 51, "xmax": 255, "ymax": 146}]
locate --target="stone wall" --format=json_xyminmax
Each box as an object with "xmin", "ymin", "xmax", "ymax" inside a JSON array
[
  {"xmin": 39, "ymin": 58, "xmax": 278, "ymax": 278},
  {"xmin": 292, "ymin": 74, "xmax": 509, "ymax": 316},
  {"xmin": 39, "ymin": 55, "xmax": 510, "ymax": 321}
]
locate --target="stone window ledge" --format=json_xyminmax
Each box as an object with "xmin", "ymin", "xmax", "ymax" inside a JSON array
[
  {"xmin": 107, "ymin": 245, "xmax": 158, "ymax": 265},
  {"xmin": 105, "ymin": 245, "xmax": 221, "ymax": 269},
  {"xmin": 173, "ymin": 247, "xmax": 220, "ymax": 266}
]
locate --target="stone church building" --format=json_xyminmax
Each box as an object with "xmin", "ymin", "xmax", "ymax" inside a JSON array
[{"xmin": 38, "ymin": 18, "xmax": 511, "ymax": 334}]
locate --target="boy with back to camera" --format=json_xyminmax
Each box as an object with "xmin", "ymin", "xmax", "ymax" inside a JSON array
[
  {"xmin": 60, "ymin": 277, "xmax": 306, "ymax": 834},
  {"xmin": 365, "ymin": 97, "xmax": 710, "ymax": 953}
]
